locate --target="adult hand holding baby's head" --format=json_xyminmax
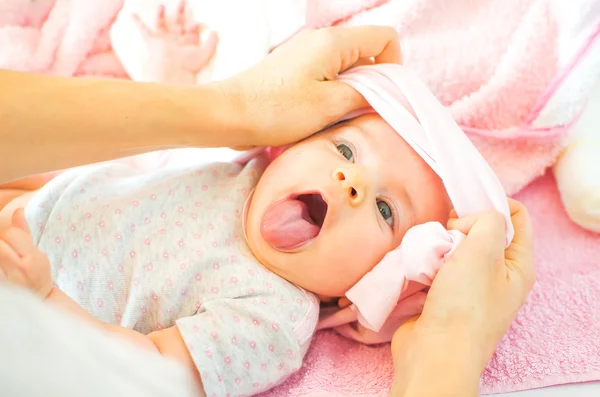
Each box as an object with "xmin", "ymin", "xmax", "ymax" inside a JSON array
[
  {"xmin": 221, "ymin": 26, "xmax": 401, "ymax": 148},
  {"xmin": 390, "ymin": 199, "xmax": 535, "ymax": 396}
]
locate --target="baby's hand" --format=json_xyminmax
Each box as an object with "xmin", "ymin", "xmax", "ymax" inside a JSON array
[
  {"xmin": 129, "ymin": 0, "xmax": 218, "ymax": 84},
  {"xmin": 0, "ymin": 208, "xmax": 53, "ymax": 299}
]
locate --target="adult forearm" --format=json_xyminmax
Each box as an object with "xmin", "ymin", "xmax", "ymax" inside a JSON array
[{"xmin": 0, "ymin": 70, "xmax": 249, "ymax": 183}]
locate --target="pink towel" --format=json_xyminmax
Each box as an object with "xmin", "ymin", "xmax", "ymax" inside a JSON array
[
  {"xmin": 310, "ymin": 0, "xmax": 600, "ymax": 196},
  {"xmin": 3, "ymin": 0, "xmax": 599, "ymax": 194},
  {"xmin": 0, "ymin": 0, "xmax": 126, "ymax": 78},
  {"xmin": 260, "ymin": 172, "xmax": 600, "ymax": 396},
  {"xmin": 3, "ymin": 1, "xmax": 600, "ymax": 394}
]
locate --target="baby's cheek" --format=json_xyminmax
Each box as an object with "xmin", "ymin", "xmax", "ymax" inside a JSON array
[{"xmin": 325, "ymin": 233, "xmax": 387, "ymax": 290}]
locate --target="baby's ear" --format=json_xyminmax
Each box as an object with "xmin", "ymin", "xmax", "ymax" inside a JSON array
[{"xmin": 11, "ymin": 208, "xmax": 30, "ymax": 234}]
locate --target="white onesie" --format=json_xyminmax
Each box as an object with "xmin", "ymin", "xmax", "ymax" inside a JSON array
[{"xmin": 24, "ymin": 153, "xmax": 319, "ymax": 397}]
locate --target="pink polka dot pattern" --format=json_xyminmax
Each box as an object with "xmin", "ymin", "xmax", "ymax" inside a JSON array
[{"xmin": 28, "ymin": 160, "xmax": 314, "ymax": 397}]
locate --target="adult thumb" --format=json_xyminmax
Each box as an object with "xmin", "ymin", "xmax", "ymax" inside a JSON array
[{"xmin": 324, "ymin": 81, "xmax": 370, "ymax": 121}]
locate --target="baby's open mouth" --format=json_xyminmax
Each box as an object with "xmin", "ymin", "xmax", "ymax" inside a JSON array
[
  {"xmin": 260, "ymin": 192, "xmax": 328, "ymax": 251},
  {"xmin": 297, "ymin": 193, "xmax": 328, "ymax": 228}
]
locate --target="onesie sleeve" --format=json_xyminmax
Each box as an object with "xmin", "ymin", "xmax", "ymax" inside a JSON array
[{"xmin": 176, "ymin": 292, "xmax": 318, "ymax": 397}]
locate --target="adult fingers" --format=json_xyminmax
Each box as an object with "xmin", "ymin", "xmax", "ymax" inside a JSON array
[
  {"xmin": 447, "ymin": 211, "xmax": 507, "ymax": 265},
  {"xmin": 447, "ymin": 210, "xmax": 504, "ymax": 239},
  {"xmin": 350, "ymin": 57, "xmax": 376, "ymax": 69},
  {"xmin": 318, "ymin": 81, "xmax": 370, "ymax": 120},
  {"xmin": 506, "ymin": 199, "xmax": 534, "ymax": 252},
  {"xmin": 505, "ymin": 199, "xmax": 536, "ymax": 289},
  {"xmin": 337, "ymin": 26, "xmax": 401, "ymax": 64}
]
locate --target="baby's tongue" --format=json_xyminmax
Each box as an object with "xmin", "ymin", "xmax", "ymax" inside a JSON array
[{"xmin": 261, "ymin": 198, "xmax": 320, "ymax": 250}]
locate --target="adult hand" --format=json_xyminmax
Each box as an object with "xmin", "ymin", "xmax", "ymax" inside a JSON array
[
  {"xmin": 390, "ymin": 198, "xmax": 535, "ymax": 396},
  {"xmin": 220, "ymin": 26, "xmax": 401, "ymax": 147},
  {"xmin": 0, "ymin": 26, "xmax": 398, "ymax": 183}
]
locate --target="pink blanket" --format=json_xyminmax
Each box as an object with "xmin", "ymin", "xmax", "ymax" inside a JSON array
[
  {"xmin": 261, "ymin": 172, "xmax": 600, "ymax": 396},
  {"xmin": 2, "ymin": 0, "xmax": 600, "ymax": 395}
]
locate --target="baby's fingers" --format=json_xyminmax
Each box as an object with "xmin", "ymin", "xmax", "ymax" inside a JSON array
[
  {"xmin": 181, "ymin": 32, "xmax": 218, "ymax": 72},
  {"xmin": 164, "ymin": 0, "xmax": 185, "ymax": 34},
  {"xmin": 131, "ymin": 13, "xmax": 154, "ymax": 37},
  {"xmin": 12, "ymin": 208, "xmax": 30, "ymax": 234},
  {"xmin": 0, "ymin": 226, "xmax": 35, "ymax": 258},
  {"xmin": 0, "ymin": 240, "xmax": 19, "ymax": 265}
]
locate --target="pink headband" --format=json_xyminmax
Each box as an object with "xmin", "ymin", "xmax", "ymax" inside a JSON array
[{"xmin": 317, "ymin": 64, "xmax": 514, "ymax": 338}]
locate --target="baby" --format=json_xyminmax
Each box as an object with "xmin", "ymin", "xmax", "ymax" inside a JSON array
[
  {"xmin": 0, "ymin": 112, "xmax": 450, "ymax": 396},
  {"xmin": 0, "ymin": 5, "xmax": 453, "ymax": 396}
]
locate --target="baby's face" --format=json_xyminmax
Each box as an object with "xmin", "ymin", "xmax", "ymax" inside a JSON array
[{"xmin": 245, "ymin": 115, "xmax": 451, "ymax": 298}]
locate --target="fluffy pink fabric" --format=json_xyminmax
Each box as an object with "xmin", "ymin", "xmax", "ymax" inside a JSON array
[
  {"xmin": 261, "ymin": 173, "xmax": 600, "ymax": 396},
  {"xmin": 0, "ymin": 0, "xmax": 126, "ymax": 78},
  {"xmin": 2, "ymin": 0, "xmax": 599, "ymax": 394},
  {"xmin": 307, "ymin": 0, "xmax": 600, "ymax": 195},
  {"xmin": 2, "ymin": 0, "xmax": 598, "ymax": 194}
]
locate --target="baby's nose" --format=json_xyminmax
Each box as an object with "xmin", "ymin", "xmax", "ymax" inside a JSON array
[{"xmin": 333, "ymin": 168, "xmax": 365, "ymax": 207}]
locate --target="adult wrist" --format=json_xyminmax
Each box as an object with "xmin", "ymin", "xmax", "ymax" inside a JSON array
[
  {"xmin": 390, "ymin": 324, "xmax": 483, "ymax": 397},
  {"xmin": 206, "ymin": 78, "xmax": 261, "ymax": 148},
  {"xmin": 167, "ymin": 79, "xmax": 258, "ymax": 149}
]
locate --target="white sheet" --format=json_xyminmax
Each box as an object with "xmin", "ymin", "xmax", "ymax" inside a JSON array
[{"xmin": 0, "ymin": 284, "xmax": 201, "ymax": 397}]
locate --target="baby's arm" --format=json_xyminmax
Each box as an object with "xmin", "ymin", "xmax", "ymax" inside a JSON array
[{"xmin": 0, "ymin": 209, "xmax": 206, "ymax": 395}]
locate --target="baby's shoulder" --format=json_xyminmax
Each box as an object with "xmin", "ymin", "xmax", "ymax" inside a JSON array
[{"xmin": 235, "ymin": 262, "xmax": 319, "ymax": 346}]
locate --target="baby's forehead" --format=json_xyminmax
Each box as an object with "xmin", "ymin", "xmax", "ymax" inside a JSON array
[
  {"xmin": 340, "ymin": 115, "xmax": 411, "ymax": 156},
  {"xmin": 346, "ymin": 115, "xmax": 440, "ymax": 183}
]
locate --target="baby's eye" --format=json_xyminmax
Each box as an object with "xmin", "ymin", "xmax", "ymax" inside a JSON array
[
  {"xmin": 377, "ymin": 200, "xmax": 393, "ymax": 226},
  {"xmin": 336, "ymin": 144, "xmax": 354, "ymax": 162}
]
